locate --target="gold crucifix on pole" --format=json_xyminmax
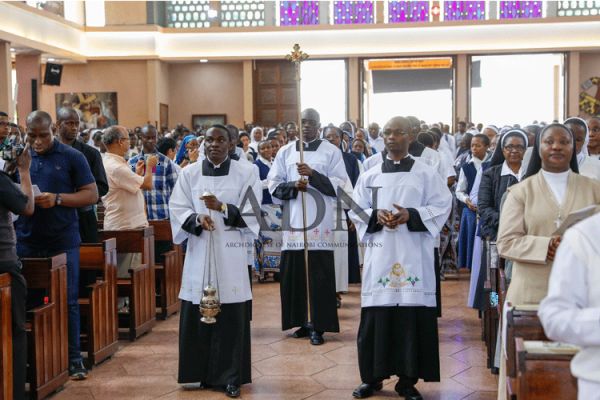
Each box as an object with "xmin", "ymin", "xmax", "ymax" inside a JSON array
[{"xmin": 285, "ymin": 43, "xmax": 312, "ymax": 324}]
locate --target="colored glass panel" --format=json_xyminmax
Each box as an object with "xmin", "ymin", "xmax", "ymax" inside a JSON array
[
  {"xmin": 443, "ymin": 1, "xmax": 486, "ymax": 20},
  {"xmin": 498, "ymin": 1, "xmax": 543, "ymax": 19},
  {"xmin": 388, "ymin": 1, "xmax": 430, "ymax": 23},
  {"xmin": 279, "ymin": 1, "xmax": 320, "ymax": 26},
  {"xmin": 333, "ymin": 1, "xmax": 374, "ymax": 25}
]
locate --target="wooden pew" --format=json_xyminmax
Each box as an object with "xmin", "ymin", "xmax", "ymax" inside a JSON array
[
  {"xmin": 21, "ymin": 255, "xmax": 68, "ymax": 400},
  {"xmin": 149, "ymin": 220, "xmax": 183, "ymax": 320},
  {"xmin": 506, "ymin": 304, "xmax": 548, "ymax": 399},
  {"xmin": 0, "ymin": 273, "xmax": 12, "ymax": 400},
  {"xmin": 101, "ymin": 227, "xmax": 156, "ymax": 341},
  {"xmin": 79, "ymin": 238, "xmax": 119, "ymax": 365},
  {"xmin": 515, "ymin": 338, "xmax": 578, "ymax": 400},
  {"xmin": 483, "ymin": 241, "xmax": 502, "ymax": 371}
]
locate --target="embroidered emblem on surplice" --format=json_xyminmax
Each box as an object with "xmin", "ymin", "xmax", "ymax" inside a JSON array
[{"xmin": 377, "ymin": 263, "xmax": 420, "ymax": 288}]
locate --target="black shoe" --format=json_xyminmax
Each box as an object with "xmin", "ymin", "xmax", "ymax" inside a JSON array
[
  {"xmin": 352, "ymin": 382, "xmax": 383, "ymax": 398},
  {"xmin": 225, "ymin": 384, "xmax": 241, "ymax": 398},
  {"xmin": 292, "ymin": 326, "xmax": 310, "ymax": 338},
  {"xmin": 309, "ymin": 330, "xmax": 324, "ymax": 345},
  {"xmin": 69, "ymin": 360, "xmax": 88, "ymax": 380},
  {"xmin": 395, "ymin": 384, "xmax": 423, "ymax": 400}
]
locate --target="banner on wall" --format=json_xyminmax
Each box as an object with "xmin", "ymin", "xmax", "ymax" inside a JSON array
[{"xmin": 55, "ymin": 92, "xmax": 118, "ymax": 129}]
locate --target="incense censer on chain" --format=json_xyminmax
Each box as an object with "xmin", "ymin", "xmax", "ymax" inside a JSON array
[{"xmin": 199, "ymin": 191, "xmax": 221, "ymax": 324}]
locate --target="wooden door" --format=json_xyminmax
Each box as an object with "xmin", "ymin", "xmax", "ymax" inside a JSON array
[{"xmin": 253, "ymin": 60, "xmax": 298, "ymax": 126}]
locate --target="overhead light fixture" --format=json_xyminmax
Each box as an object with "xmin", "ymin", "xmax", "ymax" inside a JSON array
[
  {"xmin": 48, "ymin": 57, "xmax": 56, "ymax": 62},
  {"xmin": 200, "ymin": 59, "xmax": 208, "ymax": 63},
  {"xmin": 207, "ymin": 9, "xmax": 218, "ymax": 19},
  {"xmin": 10, "ymin": 48, "xmax": 15, "ymax": 52}
]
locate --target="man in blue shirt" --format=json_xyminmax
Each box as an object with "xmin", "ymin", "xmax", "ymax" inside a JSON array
[{"xmin": 15, "ymin": 111, "xmax": 98, "ymax": 380}]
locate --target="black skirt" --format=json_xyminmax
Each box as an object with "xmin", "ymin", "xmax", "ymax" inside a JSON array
[
  {"xmin": 280, "ymin": 250, "xmax": 339, "ymax": 333},
  {"xmin": 357, "ymin": 306, "xmax": 440, "ymax": 384},
  {"xmin": 178, "ymin": 300, "xmax": 251, "ymax": 386}
]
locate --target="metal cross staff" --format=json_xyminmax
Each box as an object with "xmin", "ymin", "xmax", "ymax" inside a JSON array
[{"xmin": 285, "ymin": 43, "xmax": 312, "ymax": 324}]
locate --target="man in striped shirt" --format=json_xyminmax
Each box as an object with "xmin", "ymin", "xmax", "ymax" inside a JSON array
[{"xmin": 128, "ymin": 124, "xmax": 179, "ymax": 220}]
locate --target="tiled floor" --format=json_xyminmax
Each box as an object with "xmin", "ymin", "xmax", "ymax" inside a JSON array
[{"xmin": 53, "ymin": 276, "xmax": 498, "ymax": 399}]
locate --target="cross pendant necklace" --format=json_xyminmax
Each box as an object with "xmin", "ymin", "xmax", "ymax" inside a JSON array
[{"xmin": 554, "ymin": 211, "xmax": 562, "ymax": 229}]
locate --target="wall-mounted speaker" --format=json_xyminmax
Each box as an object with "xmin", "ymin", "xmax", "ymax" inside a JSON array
[{"xmin": 43, "ymin": 63, "xmax": 63, "ymax": 86}]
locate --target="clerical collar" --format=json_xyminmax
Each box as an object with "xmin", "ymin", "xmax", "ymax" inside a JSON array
[
  {"xmin": 408, "ymin": 140, "xmax": 425, "ymax": 157},
  {"xmin": 386, "ymin": 154, "xmax": 411, "ymax": 164},
  {"xmin": 382, "ymin": 154, "xmax": 415, "ymax": 173},
  {"xmin": 202, "ymin": 157, "xmax": 231, "ymax": 176},
  {"xmin": 295, "ymin": 138, "xmax": 322, "ymax": 152}
]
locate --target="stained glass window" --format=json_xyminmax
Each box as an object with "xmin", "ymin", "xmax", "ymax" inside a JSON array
[
  {"xmin": 444, "ymin": 1, "xmax": 486, "ymax": 21},
  {"xmin": 557, "ymin": 0, "xmax": 600, "ymax": 17},
  {"xmin": 333, "ymin": 1, "xmax": 374, "ymax": 25},
  {"xmin": 279, "ymin": 1, "xmax": 320, "ymax": 26},
  {"xmin": 387, "ymin": 1, "xmax": 430, "ymax": 23},
  {"xmin": 498, "ymin": 1, "xmax": 543, "ymax": 19},
  {"xmin": 221, "ymin": 1, "xmax": 265, "ymax": 27},
  {"xmin": 166, "ymin": 1, "xmax": 212, "ymax": 28}
]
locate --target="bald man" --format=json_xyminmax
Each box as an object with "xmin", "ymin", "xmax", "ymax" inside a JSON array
[
  {"xmin": 15, "ymin": 110, "xmax": 98, "ymax": 380},
  {"xmin": 57, "ymin": 107, "xmax": 108, "ymax": 243},
  {"xmin": 267, "ymin": 108, "xmax": 349, "ymax": 345}
]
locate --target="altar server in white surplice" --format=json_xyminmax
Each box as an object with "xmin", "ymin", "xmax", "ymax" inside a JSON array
[
  {"xmin": 538, "ymin": 212, "xmax": 600, "ymax": 400},
  {"xmin": 169, "ymin": 125, "xmax": 262, "ymax": 398},
  {"xmin": 349, "ymin": 116, "xmax": 451, "ymax": 400},
  {"xmin": 267, "ymin": 108, "xmax": 349, "ymax": 346}
]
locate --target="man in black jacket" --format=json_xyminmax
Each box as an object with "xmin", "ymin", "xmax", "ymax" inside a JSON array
[
  {"xmin": 57, "ymin": 107, "xmax": 108, "ymax": 243},
  {"xmin": 1, "ymin": 141, "xmax": 35, "ymax": 399}
]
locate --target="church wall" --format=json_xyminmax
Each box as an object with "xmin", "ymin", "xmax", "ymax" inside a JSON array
[
  {"xmin": 168, "ymin": 62, "xmax": 245, "ymax": 129},
  {"xmin": 580, "ymin": 52, "xmax": 600, "ymax": 88},
  {"xmin": 104, "ymin": 1, "xmax": 147, "ymax": 26},
  {"xmin": 39, "ymin": 60, "xmax": 149, "ymax": 128}
]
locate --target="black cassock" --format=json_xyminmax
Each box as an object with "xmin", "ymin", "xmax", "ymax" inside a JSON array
[
  {"xmin": 269, "ymin": 139, "xmax": 347, "ymax": 334},
  {"xmin": 172, "ymin": 159, "xmax": 257, "ymax": 387},
  {"xmin": 351, "ymin": 158, "xmax": 450, "ymax": 385},
  {"xmin": 279, "ymin": 250, "xmax": 339, "ymax": 332},
  {"xmin": 178, "ymin": 301, "xmax": 251, "ymax": 386}
]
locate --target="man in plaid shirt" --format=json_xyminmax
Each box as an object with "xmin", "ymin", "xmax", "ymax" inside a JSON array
[{"xmin": 128, "ymin": 124, "xmax": 178, "ymax": 220}]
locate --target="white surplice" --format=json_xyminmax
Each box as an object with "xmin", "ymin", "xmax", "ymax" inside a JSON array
[
  {"xmin": 267, "ymin": 139, "xmax": 349, "ymax": 251},
  {"xmin": 349, "ymin": 157, "xmax": 452, "ymax": 308},
  {"xmin": 169, "ymin": 159, "xmax": 262, "ymax": 304},
  {"xmin": 538, "ymin": 212, "xmax": 600, "ymax": 391}
]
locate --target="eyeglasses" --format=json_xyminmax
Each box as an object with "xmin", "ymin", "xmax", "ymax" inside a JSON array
[{"xmin": 503, "ymin": 144, "xmax": 525, "ymax": 152}]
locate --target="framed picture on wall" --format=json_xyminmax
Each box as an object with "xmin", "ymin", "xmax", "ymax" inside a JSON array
[
  {"xmin": 55, "ymin": 92, "xmax": 118, "ymax": 129},
  {"xmin": 192, "ymin": 114, "xmax": 227, "ymax": 131}
]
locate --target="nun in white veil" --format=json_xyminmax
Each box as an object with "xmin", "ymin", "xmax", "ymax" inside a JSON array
[{"xmin": 564, "ymin": 117, "xmax": 600, "ymax": 181}]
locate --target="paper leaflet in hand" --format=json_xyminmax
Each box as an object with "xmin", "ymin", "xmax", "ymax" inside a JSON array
[{"xmin": 553, "ymin": 205, "xmax": 598, "ymax": 236}]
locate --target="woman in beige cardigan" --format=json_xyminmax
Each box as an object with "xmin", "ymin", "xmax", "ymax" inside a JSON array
[{"xmin": 496, "ymin": 123, "xmax": 600, "ymax": 399}]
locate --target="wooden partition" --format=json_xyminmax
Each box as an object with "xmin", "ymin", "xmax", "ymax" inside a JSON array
[
  {"xmin": 21, "ymin": 254, "xmax": 68, "ymax": 400},
  {"xmin": 101, "ymin": 227, "xmax": 156, "ymax": 341},
  {"xmin": 0, "ymin": 273, "xmax": 12, "ymax": 400},
  {"xmin": 515, "ymin": 338, "xmax": 578, "ymax": 400},
  {"xmin": 506, "ymin": 305, "xmax": 548, "ymax": 399},
  {"xmin": 79, "ymin": 238, "xmax": 119, "ymax": 365},
  {"xmin": 149, "ymin": 220, "xmax": 183, "ymax": 319}
]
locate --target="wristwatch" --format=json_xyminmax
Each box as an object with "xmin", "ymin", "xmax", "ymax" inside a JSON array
[
  {"xmin": 55, "ymin": 193, "xmax": 62, "ymax": 206},
  {"xmin": 220, "ymin": 203, "xmax": 227, "ymax": 214}
]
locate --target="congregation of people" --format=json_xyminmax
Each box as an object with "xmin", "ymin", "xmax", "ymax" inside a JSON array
[{"xmin": 1, "ymin": 106, "xmax": 600, "ymax": 400}]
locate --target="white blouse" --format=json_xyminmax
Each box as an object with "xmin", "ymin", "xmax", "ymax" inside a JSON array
[{"xmin": 541, "ymin": 169, "xmax": 569, "ymax": 206}]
